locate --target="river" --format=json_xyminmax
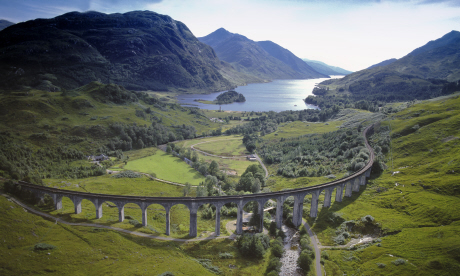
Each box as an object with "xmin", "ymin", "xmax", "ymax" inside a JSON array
[{"xmin": 177, "ymin": 76, "xmax": 344, "ymax": 112}]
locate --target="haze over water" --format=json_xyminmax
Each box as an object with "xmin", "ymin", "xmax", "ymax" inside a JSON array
[{"xmin": 177, "ymin": 76, "xmax": 343, "ymax": 112}]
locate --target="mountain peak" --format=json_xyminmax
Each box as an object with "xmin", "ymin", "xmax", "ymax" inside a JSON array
[
  {"xmin": 0, "ymin": 19, "xmax": 14, "ymax": 31},
  {"xmin": 409, "ymin": 29, "xmax": 460, "ymax": 56}
]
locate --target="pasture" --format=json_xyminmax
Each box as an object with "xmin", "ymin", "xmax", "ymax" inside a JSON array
[
  {"xmin": 193, "ymin": 138, "xmax": 249, "ymax": 156},
  {"xmin": 123, "ymin": 150, "xmax": 206, "ymax": 185}
]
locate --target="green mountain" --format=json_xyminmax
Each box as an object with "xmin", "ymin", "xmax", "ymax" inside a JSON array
[
  {"xmin": 367, "ymin": 58, "xmax": 397, "ymax": 69},
  {"xmin": 303, "ymin": 58, "xmax": 353, "ymax": 75},
  {"xmin": 0, "ymin": 11, "xmax": 234, "ymax": 92},
  {"xmin": 198, "ymin": 28, "xmax": 327, "ymax": 82},
  {"xmin": 321, "ymin": 30, "xmax": 460, "ymax": 101},
  {"xmin": 0, "ymin": 19, "xmax": 14, "ymax": 31}
]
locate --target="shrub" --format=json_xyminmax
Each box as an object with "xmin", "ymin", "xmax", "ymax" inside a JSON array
[
  {"xmin": 269, "ymin": 221, "xmax": 277, "ymax": 236},
  {"xmin": 195, "ymin": 259, "xmax": 222, "ymax": 274},
  {"xmin": 111, "ymin": 170, "xmax": 142, "ymax": 178},
  {"xmin": 237, "ymin": 233, "xmax": 269, "ymax": 258},
  {"xmin": 299, "ymin": 226, "xmax": 307, "ymax": 236},
  {"xmin": 158, "ymin": 272, "xmax": 175, "ymax": 276},
  {"xmin": 277, "ymin": 229, "xmax": 286, "ymax": 239},
  {"xmin": 271, "ymin": 239, "xmax": 284, "ymax": 258},
  {"xmin": 218, "ymin": 252, "xmax": 233, "ymax": 259},
  {"xmin": 266, "ymin": 257, "xmax": 282, "ymax": 274},
  {"xmin": 361, "ymin": 215, "xmax": 375, "ymax": 223},
  {"xmin": 34, "ymin": 243, "xmax": 56, "ymax": 251},
  {"xmin": 300, "ymin": 238, "xmax": 312, "ymax": 251},
  {"xmin": 297, "ymin": 250, "xmax": 313, "ymax": 272},
  {"xmin": 321, "ymin": 251, "xmax": 329, "ymax": 260},
  {"xmin": 376, "ymin": 263, "xmax": 386, "ymax": 268},
  {"xmin": 392, "ymin": 258, "xmax": 406, "ymax": 265},
  {"xmin": 129, "ymin": 219, "xmax": 142, "ymax": 227}
]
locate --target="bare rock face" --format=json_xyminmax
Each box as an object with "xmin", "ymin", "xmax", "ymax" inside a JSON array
[{"xmin": 0, "ymin": 11, "xmax": 234, "ymax": 92}]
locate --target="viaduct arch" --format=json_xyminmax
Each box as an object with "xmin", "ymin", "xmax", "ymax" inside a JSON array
[{"xmin": 13, "ymin": 124, "xmax": 376, "ymax": 238}]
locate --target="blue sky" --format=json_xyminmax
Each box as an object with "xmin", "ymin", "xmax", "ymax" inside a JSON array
[{"xmin": 0, "ymin": 0, "xmax": 459, "ymax": 71}]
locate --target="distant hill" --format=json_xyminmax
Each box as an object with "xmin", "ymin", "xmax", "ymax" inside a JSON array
[
  {"xmin": 367, "ymin": 58, "xmax": 397, "ymax": 69},
  {"xmin": 0, "ymin": 19, "xmax": 14, "ymax": 31},
  {"xmin": 303, "ymin": 59, "xmax": 353, "ymax": 75},
  {"xmin": 320, "ymin": 30, "xmax": 460, "ymax": 101},
  {"xmin": 0, "ymin": 11, "xmax": 234, "ymax": 92},
  {"xmin": 199, "ymin": 28, "xmax": 327, "ymax": 82}
]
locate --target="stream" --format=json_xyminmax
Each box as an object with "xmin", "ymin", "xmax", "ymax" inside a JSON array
[{"xmin": 279, "ymin": 224, "xmax": 302, "ymax": 276}]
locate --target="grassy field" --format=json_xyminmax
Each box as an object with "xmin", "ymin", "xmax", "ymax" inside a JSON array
[
  {"xmin": 263, "ymin": 120, "xmax": 344, "ymax": 140},
  {"xmin": 0, "ymin": 194, "xmax": 216, "ymax": 276},
  {"xmin": 303, "ymin": 94, "xmax": 460, "ymax": 275},
  {"xmin": 193, "ymin": 138, "xmax": 249, "ymax": 156},
  {"xmin": 175, "ymin": 135, "xmax": 255, "ymax": 176},
  {"xmin": 175, "ymin": 134, "xmax": 243, "ymax": 148},
  {"xmin": 123, "ymin": 150, "xmax": 206, "ymax": 185},
  {"xmin": 44, "ymin": 174, "xmax": 186, "ymax": 197}
]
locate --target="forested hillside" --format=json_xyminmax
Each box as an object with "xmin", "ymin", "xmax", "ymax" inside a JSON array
[{"xmin": 0, "ymin": 82, "xmax": 221, "ymax": 182}]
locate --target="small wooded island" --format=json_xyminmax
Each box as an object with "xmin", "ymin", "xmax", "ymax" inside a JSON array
[{"xmin": 194, "ymin": 90, "xmax": 246, "ymax": 105}]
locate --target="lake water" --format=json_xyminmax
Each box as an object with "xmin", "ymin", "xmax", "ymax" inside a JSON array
[{"xmin": 177, "ymin": 76, "xmax": 343, "ymax": 112}]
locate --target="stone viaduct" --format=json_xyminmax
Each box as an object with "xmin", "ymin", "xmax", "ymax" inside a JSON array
[{"xmin": 13, "ymin": 125, "xmax": 375, "ymax": 238}]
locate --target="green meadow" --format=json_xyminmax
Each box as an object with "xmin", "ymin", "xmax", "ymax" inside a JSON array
[
  {"xmin": 193, "ymin": 138, "xmax": 249, "ymax": 156},
  {"xmin": 0, "ymin": 194, "xmax": 216, "ymax": 276},
  {"xmin": 123, "ymin": 150, "xmax": 206, "ymax": 185}
]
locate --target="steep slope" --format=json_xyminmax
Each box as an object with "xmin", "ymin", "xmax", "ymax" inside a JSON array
[
  {"xmin": 303, "ymin": 59, "xmax": 353, "ymax": 75},
  {"xmin": 0, "ymin": 19, "xmax": 14, "ymax": 31},
  {"xmin": 0, "ymin": 11, "xmax": 234, "ymax": 92},
  {"xmin": 311, "ymin": 94, "xmax": 460, "ymax": 275},
  {"xmin": 321, "ymin": 30, "xmax": 460, "ymax": 101},
  {"xmin": 256, "ymin": 41, "xmax": 327, "ymax": 77},
  {"xmin": 199, "ymin": 28, "xmax": 326, "ymax": 81},
  {"xmin": 367, "ymin": 58, "xmax": 397, "ymax": 69}
]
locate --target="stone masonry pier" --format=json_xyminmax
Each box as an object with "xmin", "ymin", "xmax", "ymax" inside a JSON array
[{"xmin": 14, "ymin": 124, "xmax": 376, "ymax": 238}]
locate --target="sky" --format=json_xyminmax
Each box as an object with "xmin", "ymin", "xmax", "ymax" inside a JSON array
[{"xmin": 0, "ymin": 0, "xmax": 459, "ymax": 71}]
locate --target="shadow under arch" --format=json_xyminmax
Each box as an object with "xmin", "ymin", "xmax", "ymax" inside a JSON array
[{"xmin": 169, "ymin": 203, "xmax": 191, "ymax": 238}]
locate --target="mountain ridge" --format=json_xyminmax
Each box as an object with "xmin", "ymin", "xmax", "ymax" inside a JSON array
[
  {"xmin": 320, "ymin": 30, "xmax": 460, "ymax": 101},
  {"xmin": 0, "ymin": 19, "xmax": 14, "ymax": 31},
  {"xmin": 199, "ymin": 28, "xmax": 327, "ymax": 82},
  {"xmin": 0, "ymin": 11, "xmax": 235, "ymax": 92},
  {"xmin": 367, "ymin": 58, "xmax": 397, "ymax": 69},
  {"xmin": 302, "ymin": 58, "xmax": 352, "ymax": 75}
]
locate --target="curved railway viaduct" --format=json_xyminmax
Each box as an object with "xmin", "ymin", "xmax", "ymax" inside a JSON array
[{"xmin": 12, "ymin": 124, "xmax": 376, "ymax": 238}]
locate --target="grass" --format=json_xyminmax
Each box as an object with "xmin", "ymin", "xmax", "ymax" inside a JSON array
[
  {"xmin": 175, "ymin": 135, "xmax": 255, "ymax": 176},
  {"xmin": 302, "ymin": 94, "xmax": 460, "ymax": 275},
  {"xmin": 44, "ymin": 174, "xmax": 186, "ymax": 197},
  {"xmin": 182, "ymin": 238, "xmax": 273, "ymax": 276},
  {"xmin": 263, "ymin": 120, "xmax": 344, "ymax": 140},
  {"xmin": 123, "ymin": 150, "xmax": 206, "ymax": 185},
  {"xmin": 0, "ymin": 194, "xmax": 215, "ymax": 276},
  {"xmin": 193, "ymin": 138, "xmax": 249, "ymax": 156}
]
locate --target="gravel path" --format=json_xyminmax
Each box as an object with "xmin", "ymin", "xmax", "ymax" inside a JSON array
[{"xmin": 302, "ymin": 219, "xmax": 322, "ymax": 276}]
